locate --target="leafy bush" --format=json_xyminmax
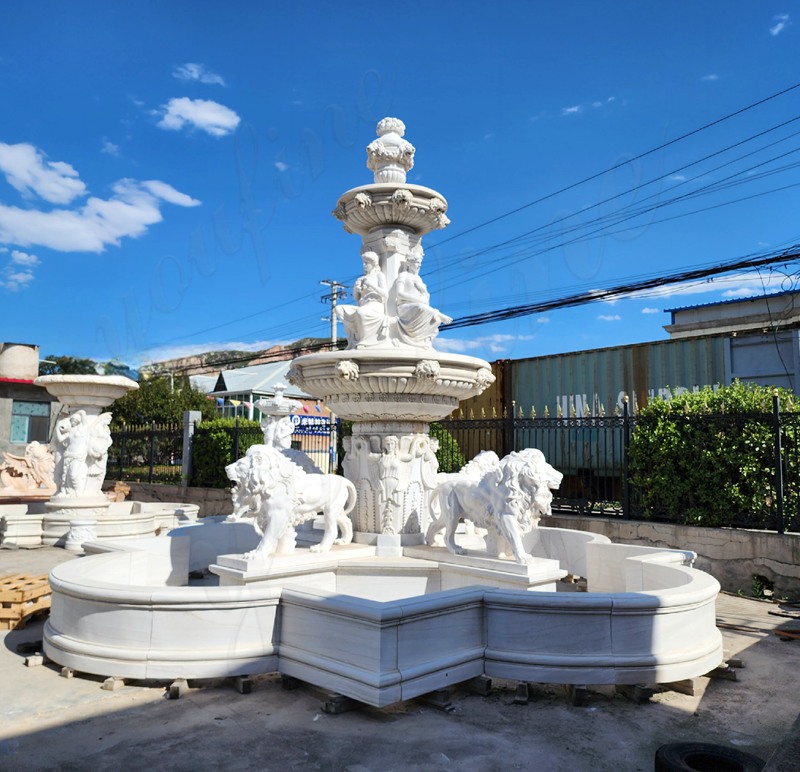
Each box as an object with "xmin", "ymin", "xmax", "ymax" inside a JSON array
[
  {"xmin": 190, "ymin": 418, "xmax": 262, "ymax": 488},
  {"xmin": 628, "ymin": 381, "xmax": 796, "ymax": 527},
  {"xmin": 430, "ymin": 422, "xmax": 466, "ymax": 473}
]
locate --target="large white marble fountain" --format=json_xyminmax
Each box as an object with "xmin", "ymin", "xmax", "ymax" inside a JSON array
[{"xmin": 42, "ymin": 120, "xmax": 722, "ymax": 707}]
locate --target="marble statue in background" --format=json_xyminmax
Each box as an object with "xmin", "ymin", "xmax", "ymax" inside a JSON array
[
  {"xmin": 256, "ymin": 385, "xmax": 302, "ymax": 450},
  {"xmin": 61, "ymin": 411, "xmax": 90, "ymax": 497},
  {"xmin": 84, "ymin": 414, "xmax": 113, "ymax": 498},
  {"xmin": 0, "ymin": 441, "xmax": 56, "ymax": 496},
  {"xmin": 255, "ymin": 383, "xmax": 321, "ymax": 475},
  {"xmin": 53, "ymin": 410, "xmax": 114, "ymax": 499},
  {"xmin": 337, "ymin": 251, "xmax": 389, "ymax": 349},
  {"xmin": 426, "ymin": 448, "xmax": 563, "ymax": 564},
  {"xmin": 225, "ymin": 444, "xmax": 356, "ymax": 558},
  {"xmin": 393, "ymin": 244, "xmax": 452, "ymax": 348}
]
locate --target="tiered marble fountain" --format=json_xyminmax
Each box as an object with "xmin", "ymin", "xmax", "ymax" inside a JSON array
[
  {"xmin": 42, "ymin": 120, "xmax": 723, "ymax": 707},
  {"xmin": 285, "ymin": 117, "xmax": 495, "ymax": 553},
  {"xmin": 0, "ymin": 375, "xmax": 198, "ymax": 548}
]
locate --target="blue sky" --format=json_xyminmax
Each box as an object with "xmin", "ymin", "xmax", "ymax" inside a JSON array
[{"xmin": 1, "ymin": 2, "xmax": 799, "ymax": 369}]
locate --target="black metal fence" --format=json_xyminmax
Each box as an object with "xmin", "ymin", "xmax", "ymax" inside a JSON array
[
  {"xmin": 439, "ymin": 403, "xmax": 800, "ymax": 534},
  {"xmin": 108, "ymin": 409, "xmax": 799, "ymax": 534},
  {"xmin": 437, "ymin": 413, "xmax": 631, "ymax": 518},
  {"xmin": 108, "ymin": 422, "xmax": 184, "ymax": 485}
]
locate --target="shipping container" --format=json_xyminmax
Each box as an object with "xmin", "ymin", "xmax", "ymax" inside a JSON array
[{"xmin": 509, "ymin": 335, "xmax": 729, "ymax": 416}]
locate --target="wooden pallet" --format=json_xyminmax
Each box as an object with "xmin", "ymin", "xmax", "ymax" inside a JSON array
[{"xmin": 0, "ymin": 574, "xmax": 51, "ymax": 630}]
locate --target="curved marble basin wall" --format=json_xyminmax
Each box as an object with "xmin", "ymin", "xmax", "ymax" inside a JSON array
[
  {"xmin": 0, "ymin": 501, "xmax": 199, "ymax": 547},
  {"xmin": 43, "ymin": 522, "xmax": 722, "ymax": 704},
  {"xmin": 45, "ymin": 548, "xmax": 280, "ymax": 680}
]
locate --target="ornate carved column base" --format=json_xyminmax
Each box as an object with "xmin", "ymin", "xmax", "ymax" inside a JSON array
[{"xmin": 343, "ymin": 422, "xmax": 439, "ymax": 540}]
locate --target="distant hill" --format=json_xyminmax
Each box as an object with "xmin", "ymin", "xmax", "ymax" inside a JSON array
[{"xmin": 142, "ymin": 338, "xmax": 341, "ymax": 377}]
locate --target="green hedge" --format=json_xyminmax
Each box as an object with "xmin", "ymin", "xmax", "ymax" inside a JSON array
[
  {"xmin": 628, "ymin": 381, "xmax": 797, "ymax": 527},
  {"xmin": 190, "ymin": 418, "xmax": 262, "ymax": 488}
]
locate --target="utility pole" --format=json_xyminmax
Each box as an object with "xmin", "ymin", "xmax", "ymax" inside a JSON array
[
  {"xmin": 320, "ymin": 279, "xmax": 347, "ymax": 346},
  {"xmin": 320, "ymin": 279, "xmax": 347, "ymax": 473}
]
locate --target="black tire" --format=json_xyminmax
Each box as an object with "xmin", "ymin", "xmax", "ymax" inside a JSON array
[{"xmin": 654, "ymin": 742, "xmax": 765, "ymax": 772}]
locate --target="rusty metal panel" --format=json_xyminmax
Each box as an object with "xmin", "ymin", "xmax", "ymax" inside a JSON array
[
  {"xmin": 510, "ymin": 336, "xmax": 727, "ymax": 416},
  {"xmin": 457, "ymin": 360, "xmax": 504, "ymax": 418}
]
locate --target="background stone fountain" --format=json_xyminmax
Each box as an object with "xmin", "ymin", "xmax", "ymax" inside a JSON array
[
  {"xmin": 288, "ymin": 118, "xmax": 495, "ymax": 552},
  {"xmin": 0, "ymin": 375, "xmax": 198, "ymax": 548}
]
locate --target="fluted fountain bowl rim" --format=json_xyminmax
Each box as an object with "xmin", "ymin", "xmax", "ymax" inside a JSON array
[
  {"xmin": 288, "ymin": 348, "xmax": 494, "ymax": 421},
  {"xmin": 35, "ymin": 374, "xmax": 139, "ymax": 408}
]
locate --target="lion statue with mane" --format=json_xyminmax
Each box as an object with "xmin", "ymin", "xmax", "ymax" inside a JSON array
[
  {"xmin": 425, "ymin": 448, "xmax": 562, "ymax": 564},
  {"xmin": 225, "ymin": 444, "xmax": 356, "ymax": 559}
]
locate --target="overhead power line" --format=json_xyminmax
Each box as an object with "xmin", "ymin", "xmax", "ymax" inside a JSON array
[
  {"xmin": 145, "ymin": 82, "xmax": 800, "ymax": 357},
  {"xmin": 445, "ymin": 246, "xmax": 800, "ymax": 330},
  {"xmin": 427, "ymin": 81, "xmax": 800, "ymax": 250}
]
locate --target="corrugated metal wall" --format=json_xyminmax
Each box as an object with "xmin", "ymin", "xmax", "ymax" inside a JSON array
[{"xmin": 509, "ymin": 336, "xmax": 728, "ymax": 415}]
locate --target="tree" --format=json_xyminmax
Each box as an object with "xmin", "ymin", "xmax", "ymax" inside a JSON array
[
  {"xmin": 110, "ymin": 375, "xmax": 216, "ymax": 427},
  {"xmin": 39, "ymin": 355, "xmax": 99, "ymax": 375}
]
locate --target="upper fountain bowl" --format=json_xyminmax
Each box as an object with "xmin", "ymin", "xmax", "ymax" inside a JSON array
[
  {"xmin": 35, "ymin": 375, "xmax": 139, "ymax": 411},
  {"xmin": 332, "ymin": 184, "xmax": 450, "ymax": 237}
]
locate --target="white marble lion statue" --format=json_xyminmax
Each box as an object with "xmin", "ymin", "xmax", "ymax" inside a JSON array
[
  {"xmin": 425, "ymin": 448, "xmax": 563, "ymax": 564},
  {"xmin": 225, "ymin": 444, "xmax": 356, "ymax": 558}
]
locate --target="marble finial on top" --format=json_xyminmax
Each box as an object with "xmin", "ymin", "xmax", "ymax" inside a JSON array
[{"xmin": 367, "ymin": 118, "xmax": 415, "ymax": 184}]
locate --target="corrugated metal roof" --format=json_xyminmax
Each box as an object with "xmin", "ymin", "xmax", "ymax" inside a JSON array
[
  {"xmin": 211, "ymin": 360, "xmax": 309, "ymax": 398},
  {"xmin": 664, "ymin": 288, "xmax": 795, "ymax": 314},
  {"xmin": 188, "ymin": 374, "xmax": 218, "ymax": 394}
]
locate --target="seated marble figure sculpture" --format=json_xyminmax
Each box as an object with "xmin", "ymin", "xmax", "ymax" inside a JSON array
[
  {"xmin": 426, "ymin": 448, "xmax": 563, "ymax": 564},
  {"xmin": 394, "ymin": 245, "xmax": 452, "ymax": 347},
  {"xmin": 336, "ymin": 251, "xmax": 389, "ymax": 348},
  {"xmin": 225, "ymin": 444, "xmax": 356, "ymax": 558}
]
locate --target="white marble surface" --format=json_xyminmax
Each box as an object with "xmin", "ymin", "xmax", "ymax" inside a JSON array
[
  {"xmin": 0, "ymin": 501, "xmax": 198, "ymax": 548},
  {"xmin": 43, "ymin": 522, "xmax": 722, "ymax": 700}
]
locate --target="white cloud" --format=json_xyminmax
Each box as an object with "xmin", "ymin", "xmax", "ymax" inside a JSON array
[
  {"xmin": 561, "ymin": 105, "xmax": 582, "ymax": 116},
  {"xmin": 274, "ymin": 161, "xmax": 289, "ymax": 172},
  {"xmin": 670, "ymin": 174, "xmax": 686, "ymax": 182},
  {"xmin": 101, "ymin": 139, "xmax": 120, "ymax": 157},
  {"xmin": 140, "ymin": 180, "xmax": 200, "ymax": 207},
  {"xmin": 437, "ymin": 333, "xmax": 535, "ymax": 355},
  {"xmin": 172, "ymin": 63, "xmax": 226, "ymax": 86},
  {"xmin": 0, "ymin": 249, "xmax": 39, "ymax": 291},
  {"xmin": 641, "ymin": 307, "xmax": 660, "ymax": 314},
  {"xmin": 598, "ymin": 314, "xmax": 621, "ymax": 322},
  {"xmin": 770, "ymin": 14, "xmax": 790, "ymax": 35},
  {"xmin": 157, "ymin": 97, "xmax": 240, "ymax": 137},
  {"xmin": 702, "ymin": 73, "xmax": 719, "ymax": 82},
  {"xmin": 592, "ymin": 101, "xmax": 603, "ymax": 108},
  {"xmin": 722, "ymin": 286, "xmax": 761, "ymax": 298},
  {"xmin": 0, "ymin": 176, "xmax": 200, "ymax": 253},
  {"xmin": 536, "ymin": 317, "xmax": 550, "ymax": 324},
  {"xmin": 10, "ymin": 249, "xmax": 38, "ymax": 267},
  {"xmin": 0, "ymin": 142, "xmax": 86, "ymax": 204}
]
